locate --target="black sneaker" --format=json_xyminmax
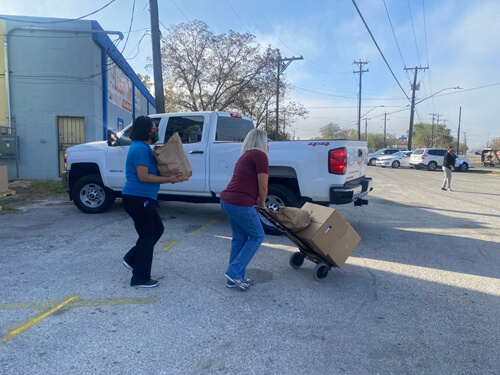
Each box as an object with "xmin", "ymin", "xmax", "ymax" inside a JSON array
[
  {"xmin": 224, "ymin": 274, "xmax": 248, "ymax": 290},
  {"xmin": 123, "ymin": 260, "xmax": 133, "ymax": 271},
  {"xmin": 131, "ymin": 279, "xmax": 159, "ymax": 288},
  {"xmin": 226, "ymin": 278, "xmax": 253, "ymax": 288}
]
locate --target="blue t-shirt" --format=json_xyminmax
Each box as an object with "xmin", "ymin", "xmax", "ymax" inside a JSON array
[{"xmin": 122, "ymin": 141, "xmax": 160, "ymax": 200}]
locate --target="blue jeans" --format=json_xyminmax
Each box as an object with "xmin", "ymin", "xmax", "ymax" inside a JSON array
[{"xmin": 220, "ymin": 200, "xmax": 265, "ymax": 279}]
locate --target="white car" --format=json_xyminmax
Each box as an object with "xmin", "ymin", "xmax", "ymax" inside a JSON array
[{"xmin": 375, "ymin": 151, "xmax": 413, "ymax": 168}]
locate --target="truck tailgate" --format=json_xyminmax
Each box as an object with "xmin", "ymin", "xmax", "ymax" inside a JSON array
[{"xmin": 345, "ymin": 142, "xmax": 368, "ymax": 181}]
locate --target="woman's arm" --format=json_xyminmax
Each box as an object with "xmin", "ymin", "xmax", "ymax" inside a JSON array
[
  {"xmin": 136, "ymin": 165, "xmax": 183, "ymax": 184},
  {"xmin": 256, "ymin": 172, "xmax": 269, "ymax": 210}
]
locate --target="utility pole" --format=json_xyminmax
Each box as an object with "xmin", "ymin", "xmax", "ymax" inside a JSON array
[
  {"xmin": 353, "ymin": 60, "xmax": 368, "ymax": 140},
  {"xmin": 149, "ymin": 0, "xmax": 165, "ymax": 114},
  {"xmin": 463, "ymin": 132, "xmax": 467, "ymax": 153},
  {"xmin": 364, "ymin": 118, "xmax": 368, "ymax": 141},
  {"xmin": 276, "ymin": 55, "xmax": 303, "ymax": 140},
  {"xmin": 429, "ymin": 113, "xmax": 438, "ymax": 148},
  {"xmin": 383, "ymin": 113, "xmax": 388, "ymax": 147},
  {"xmin": 456, "ymin": 106, "xmax": 462, "ymax": 154},
  {"xmin": 404, "ymin": 66, "xmax": 428, "ymax": 150}
]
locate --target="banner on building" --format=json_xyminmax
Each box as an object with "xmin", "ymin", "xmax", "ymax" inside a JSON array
[
  {"xmin": 107, "ymin": 57, "xmax": 132, "ymax": 113},
  {"xmin": 135, "ymin": 87, "xmax": 141, "ymax": 112}
]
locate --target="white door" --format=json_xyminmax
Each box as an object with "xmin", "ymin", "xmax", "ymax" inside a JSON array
[{"xmin": 159, "ymin": 114, "xmax": 208, "ymax": 194}]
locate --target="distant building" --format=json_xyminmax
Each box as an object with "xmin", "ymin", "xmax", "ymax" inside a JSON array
[{"xmin": 0, "ymin": 15, "xmax": 156, "ymax": 179}]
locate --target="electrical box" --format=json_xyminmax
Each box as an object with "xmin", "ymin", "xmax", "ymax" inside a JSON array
[{"xmin": 1, "ymin": 136, "xmax": 17, "ymax": 156}]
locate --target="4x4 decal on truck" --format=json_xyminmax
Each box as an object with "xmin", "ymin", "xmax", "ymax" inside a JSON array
[{"xmin": 308, "ymin": 142, "xmax": 330, "ymax": 146}]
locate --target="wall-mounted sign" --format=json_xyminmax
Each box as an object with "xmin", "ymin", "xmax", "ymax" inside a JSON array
[
  {"xmin": 135, "ymin": 87, "xmax": 141, "ymax": 112},
  {"xmin": 107, "ymin": 57, "xmax": 132, "ymax": 113}
]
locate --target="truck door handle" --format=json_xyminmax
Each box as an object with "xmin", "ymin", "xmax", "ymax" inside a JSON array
[{"xmin": 189, "ymin": 150, "xmax": 204, "ymax": 154}]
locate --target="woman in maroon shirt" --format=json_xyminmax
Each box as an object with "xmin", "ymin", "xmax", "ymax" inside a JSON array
[{"xmin": 220, "ymin": 128, "xmax": 269, "ymax": 290}]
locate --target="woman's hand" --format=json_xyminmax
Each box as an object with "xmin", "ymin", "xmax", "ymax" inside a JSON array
[
  {"xmin": 451, "ymin": 166, "xmax": 455, "ymax": 171},
  {"xmin": 137, "ymin": 165, "xmax": 184, "ymax": 184},
  {"xmin": 162, "ymin": 174, "xmax": 183, "ymax": 184}
]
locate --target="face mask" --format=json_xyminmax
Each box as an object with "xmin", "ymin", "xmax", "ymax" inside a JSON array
[{"xmin": 150, "ymin": 132, "xmax": 159, "ymax": 143}]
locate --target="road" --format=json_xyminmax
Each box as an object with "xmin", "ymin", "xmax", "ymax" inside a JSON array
[{"xmin": 0, "ymin": 167, "xmax": 499, "ymax": 374}]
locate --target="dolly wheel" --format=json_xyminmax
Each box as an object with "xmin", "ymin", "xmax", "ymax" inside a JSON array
[
  {"xmin": 289, "ymin": 252, "xmax": 305, "ymax": 269},
  {"xmin": 314, "ymin": 263, "xmax": 329, "ymax": 281}
]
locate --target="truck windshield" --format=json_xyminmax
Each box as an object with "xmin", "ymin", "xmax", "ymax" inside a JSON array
[{"xmin": 215, "ymin": 117, "xmax": 254, "ymax": 141}]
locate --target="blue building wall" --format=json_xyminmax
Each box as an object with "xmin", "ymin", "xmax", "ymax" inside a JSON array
[{"xmin": 0, "ymin": 15, "xmax": 156, "ymax": 179}]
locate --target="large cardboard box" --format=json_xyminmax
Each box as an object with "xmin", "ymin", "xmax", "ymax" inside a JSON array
[
  {"xmin": 295, "ymin": 202, "xmax": 360, "ymax": 267},
  {"xmin": 0, "ymin": 165, "xmax": 8, "ymax": 193}
]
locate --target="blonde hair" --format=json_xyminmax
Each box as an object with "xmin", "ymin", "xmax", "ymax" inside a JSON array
[{"xmin": 241, "ymin": 128, "xmax": 268, "ymax": 154}]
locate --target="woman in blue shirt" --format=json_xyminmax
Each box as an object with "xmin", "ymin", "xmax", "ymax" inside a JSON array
[{"xmin": 122, "ymin": 116, "xmax": 182, "ymax": 288}]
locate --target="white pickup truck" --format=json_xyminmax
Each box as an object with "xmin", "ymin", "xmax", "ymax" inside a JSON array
[{"xmin": 64, "ymin": 111, "xmax": 372, "ymax": 233}]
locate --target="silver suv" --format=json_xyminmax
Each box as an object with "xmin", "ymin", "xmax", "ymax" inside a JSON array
[{"xmin": 409, "ymin": 148, "xmax": 471, "ymax": 171}]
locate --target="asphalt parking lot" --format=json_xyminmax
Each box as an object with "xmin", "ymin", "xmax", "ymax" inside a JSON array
[{"xmin": 1, "ymin": 167, "xmax": 499, "ymax": 374}]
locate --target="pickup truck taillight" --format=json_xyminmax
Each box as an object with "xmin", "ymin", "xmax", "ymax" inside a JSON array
[{"xmin": 329, "ymin": 147, "xmax": 347, "ymax": 175}]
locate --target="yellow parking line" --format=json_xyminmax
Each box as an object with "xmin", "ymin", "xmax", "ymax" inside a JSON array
[
  {"xmin": 163, "ymin": 241, "xmax": 178, "ymax": 251},
  {"xmin": 2, "ymin": 295, "xmax": 80, "ymax": 343},
  {"xmin": 188, "ymin": 219, "xmax": 217, "ymax": 235},
  {"xmin": 0, "ymin": 297, "xmax": 160, "ymax": 311}
]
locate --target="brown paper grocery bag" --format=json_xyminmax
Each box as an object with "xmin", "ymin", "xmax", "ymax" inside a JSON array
[
  {"xmin": 153, "ymin": 132, "xmax": 192, "ymax": 181},
  {"xmin": 269, "ymin": 206, "xmax": 312, "ymax": 232}
]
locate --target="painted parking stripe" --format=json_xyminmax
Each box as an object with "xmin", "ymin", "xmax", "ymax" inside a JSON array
[
  {"xmin": 2, "ymin": 295, "xmax": 80, "ymax": 343},
  {"xmin": 0, "ymin": 297, "xmax": 160, "ymax": 311},
  {"xmin": 1, "ymin": 297, "xmax": 160, "ymax": 343},
  {"xmin": 162, "ymin": 241, "xmax": 178, "ymax": 251},
  {"xmin": 188, "ymin": 219, "xmax": 217, "ymax": 235}
]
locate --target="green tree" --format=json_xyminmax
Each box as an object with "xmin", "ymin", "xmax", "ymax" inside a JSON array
[
  {"xmin": 319, "ymin": 122, "xmax": 341, "ymax": 139},
  {"xmin": 410, "ymin": 122, "xmax": 454, "ymax": 149},
  {"xmin": 490, "ymin": 137, "xmax": 500, "ymax": 149},
  {"xmin": 137, "ymin": 73, "xmax": 152, "ymax": 92}
]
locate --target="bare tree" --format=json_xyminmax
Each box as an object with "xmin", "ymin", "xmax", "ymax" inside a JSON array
[
  {"xmin": 162, "ymin": 21, "xmax": 274, "ymax": 112},
  {"xmin": 159, "ymin": 21, "xmax": 308, "ymax": 139}
]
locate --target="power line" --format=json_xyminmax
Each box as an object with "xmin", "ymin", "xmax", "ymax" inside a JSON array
[
  {"xmin": 383, "ymin": 0, "xmax": 406, "ymax": 68},
  {"xmin": 0, "ymin": 1, "xmax": 117, "ymax": 23},
  {"xmin": 253, "ymin": 0, "xmax": 341, "ymax": 75},
  {"xmin": 407, "ymin": 0, "xmax": 422, "ymax": 65},
  {"xmin": 171, "ymin": 0, "xmax": 190, "ymax": 22},
  {"xmin": 351, "ymin": 0, "xmax": 411, "ymax": 102},
  {"xmin": 422, "ymin": 0, "xmax": 430, "ymax": 67}
]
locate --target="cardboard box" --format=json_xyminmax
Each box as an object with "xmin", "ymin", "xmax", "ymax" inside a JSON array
[
  {"xmin": 295, "ymin": 202, "xmax": 360, "ymax": 267},
  {"xmin": 0, "ymin": 165, "xmax": 9, "ymax": 193}
]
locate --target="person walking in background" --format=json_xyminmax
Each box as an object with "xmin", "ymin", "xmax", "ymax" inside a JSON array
[
  {"xmin": 441, "ymin": 145, "xmax": 457, "ymax": 191},
  {"xmin": 220, "ymin": 128, "xmax": 269, "ymax": 290},
  {"xmin": 122, "ymin": 116, "xmax": 183, "ymax": 288}
]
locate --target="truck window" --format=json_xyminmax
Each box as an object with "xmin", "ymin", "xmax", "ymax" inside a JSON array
[
  {"xmin": 164, "ymin": 116, "xmax": 204, "ymax": 144},
  {"xmin": 216, "ymin": 117, "xmax": 254, "ymax": 141},
  {"xmin": 117, "ymin": 118, "xmax": 161, "ymax": 146}
]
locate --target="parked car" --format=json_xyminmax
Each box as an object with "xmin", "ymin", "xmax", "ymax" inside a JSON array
[
  {"xmin": 368, "ymin": 148, "xmax": 407, "ymax": 166},
  {"xmin": 375, "ymin": 151, "xmax": 413, "ymax": 168},
  {"xmin": 409, "ymin": 148, "xmax": 471, "ymax": 171}
]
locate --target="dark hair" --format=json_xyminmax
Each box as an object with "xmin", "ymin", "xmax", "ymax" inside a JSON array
[
  {"xmin": 447, "ymin": 145, "xmax": 454, "ymax": 151},
  {"xmin": 130, "ymin": 116, "xmax": 153, "ymax": 141}
]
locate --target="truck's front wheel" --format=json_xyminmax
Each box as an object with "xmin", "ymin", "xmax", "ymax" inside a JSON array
[
  {"xmin": 72, "ymin": 174, "xmax": 116, "ymax": 214},
  {"xmin": 260, "ymin": 184, "xmax": 300, "ymax": 235}
]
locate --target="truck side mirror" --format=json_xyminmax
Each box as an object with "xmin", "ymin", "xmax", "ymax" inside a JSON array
[{"xmin": 107, "ymin": 130, "xmax": 117, "ymax": 146}]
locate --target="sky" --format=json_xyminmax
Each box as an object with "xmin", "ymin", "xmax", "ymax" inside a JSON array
[{"xmin": 1, "ymin": 0, "xmax": 499, "ymax": 149}]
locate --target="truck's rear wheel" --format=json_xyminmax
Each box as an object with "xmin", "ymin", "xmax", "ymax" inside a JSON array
[
  {"xmin": 72, "ymin": 174, "xmax": 115, "ymax": 214},
  {"xmin": 260, "ymin": 184, "xmax": 300, "ymax": 235}
]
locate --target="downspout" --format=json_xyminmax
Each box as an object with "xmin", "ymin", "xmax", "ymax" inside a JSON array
[
  {"xmin": 3, "ymin": 26, "xmax": 124, "ymax": 176},
  {"xmin": 101, "ymin": 48, "xmax": 108, "ymax": 141}
]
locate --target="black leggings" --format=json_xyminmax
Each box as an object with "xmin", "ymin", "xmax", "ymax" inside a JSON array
[{"xmin": 122, "ymin": 194, "xmax": 164, "ymax": 283}]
